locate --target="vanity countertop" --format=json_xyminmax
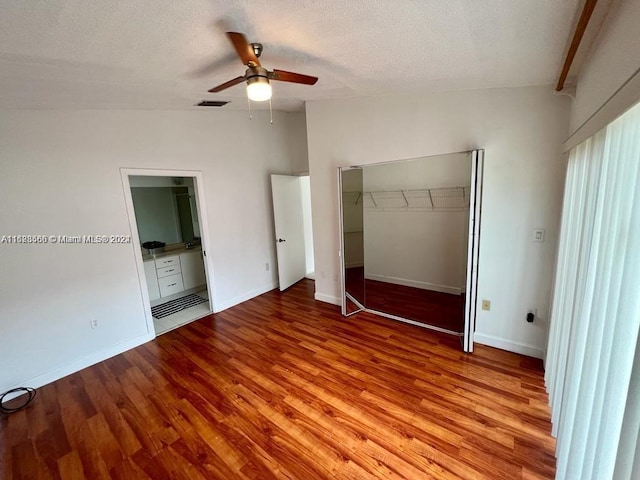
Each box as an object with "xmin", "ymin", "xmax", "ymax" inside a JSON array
[{"xmin": 142, "ymin": 244, "xmax": 202, "ymax": 262}]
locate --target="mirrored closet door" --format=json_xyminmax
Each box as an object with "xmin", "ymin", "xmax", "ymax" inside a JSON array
[{"xmin": 339, "ymin": 150, "xmax": 483, "ymax": 352}]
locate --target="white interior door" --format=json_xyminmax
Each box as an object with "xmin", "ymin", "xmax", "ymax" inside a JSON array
[{"xmin": 271, "ymin": 174, "xmax": 307, "ymax": 291}]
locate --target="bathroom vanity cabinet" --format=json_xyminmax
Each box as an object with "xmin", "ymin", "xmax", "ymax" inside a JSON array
[{"xmin": 143, "ymin": 248, "xmax": 206, "ymax": 303}]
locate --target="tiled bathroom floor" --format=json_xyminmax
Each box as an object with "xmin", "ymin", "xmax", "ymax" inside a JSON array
[{"xmin": 153, "ymin": 290, "xmax": 210, "ymax": 335}]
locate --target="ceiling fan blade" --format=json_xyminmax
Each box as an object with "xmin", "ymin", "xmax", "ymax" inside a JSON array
[
  {"xmin": 208, "ymin": 76, "xmax": 246, "ymax": 93},
  {"xmin": 268, "ymin": 69, "xmax": 318, "ymax": 85},
  {"xmin": 227, "ymin": 32, "xmax": 261, "ymax": 67}
]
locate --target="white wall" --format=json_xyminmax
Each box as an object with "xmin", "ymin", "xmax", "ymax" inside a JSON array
[
  {"xmin": 288, "ymin": 113, "xmax": 310, "ymax": 174},
  {"xmin": 306, "ymin": 85, "xmax": 571, "ymax": 358},
  {"xmin": 0, "ymin": 109, "xmax": 303, "ymax": 393},
  {"xmin": 363, "ymin": 153, "xmax": 470, "ymax": 294},
  {"xmin": 570, "ymin": 0, "xmax": 640, "ymax": 134}
]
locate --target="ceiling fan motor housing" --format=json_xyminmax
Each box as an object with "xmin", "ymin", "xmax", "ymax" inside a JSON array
[{"xmin": 246, "ymin": 66, "xmax": 269, "ymax": 82}]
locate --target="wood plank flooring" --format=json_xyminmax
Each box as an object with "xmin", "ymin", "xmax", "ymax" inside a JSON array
[
  {"xmin": 345, "ymin": 267, "xmax": 465, "ymax": 332},
  {"xmin": 364, "ymin": 280, "xmax": 464, "ymax": 333},
  {"xmin": 1, "ymin": 280, "xmax": 556, "ymax": 479}
]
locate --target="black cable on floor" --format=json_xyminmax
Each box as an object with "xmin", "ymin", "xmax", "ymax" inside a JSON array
[{"xmin": 0, "ymin": 387, "xmax": 37, "ymax": 414}]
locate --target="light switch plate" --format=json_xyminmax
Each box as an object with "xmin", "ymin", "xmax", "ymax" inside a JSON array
[
  {"xmin": 482, "ymin": 299, "xmax": 491, "ymax": 311},
  {"xmin": 533, "ymin": 229, "xmax": 545, "ymax": 242}
]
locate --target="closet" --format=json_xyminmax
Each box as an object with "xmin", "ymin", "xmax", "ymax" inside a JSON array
[{"xmin": 339, "ymin": 150, "xmax": 483, "ymax": 352}]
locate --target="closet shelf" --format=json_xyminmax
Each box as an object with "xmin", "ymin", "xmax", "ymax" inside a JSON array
[{"xmin": 343, "ymin": 186, "xmax": 471, "ymax": 211}]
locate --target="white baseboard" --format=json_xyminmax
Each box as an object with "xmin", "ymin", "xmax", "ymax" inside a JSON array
[
  {"xmin": 305, "ymin": 272, "xmax": 316, "ymax": 280},
  {"xmin": 474, "ymin": 332, "xmax": 545, "ymax": 359},
  {"xmin": 0, "ymin": 332, "xmax": 155, "ymax": 398},
  {"xmin": 314, "ymin": 292, "xmax": 341, "ymax": 306},
  {"xmin": 365, "ymin": 273, "xmax": 462, "ymax": 295},
  {"xmin": 214, "ymin": 281, "xmax": 278, "ymax": 312}
]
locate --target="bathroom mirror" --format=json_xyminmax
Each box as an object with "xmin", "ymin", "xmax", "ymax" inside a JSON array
[
  {"xmin": 129, "ymin": 176, "xmax": 201, "ymax": 246},
  {"xmin": 339, "ymin": 150, "xmax": 483, "ymax": 352}
]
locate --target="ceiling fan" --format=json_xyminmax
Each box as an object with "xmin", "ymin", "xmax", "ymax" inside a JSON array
[{"xmin": 208, "ymin": 32, "xmax": 318, "ymax": 102}]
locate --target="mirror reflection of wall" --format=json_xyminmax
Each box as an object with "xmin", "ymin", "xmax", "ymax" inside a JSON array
[
  {"xmin": 129, "ymin": 176, "xmax": 201, "ymax": 246},
  {"xmin": 341, "ymin": 169, "xmax": 365, "ymax": 313},
  {"xmin": 341, "ymin": 152, "xmax": 473, "ymax": 333}
]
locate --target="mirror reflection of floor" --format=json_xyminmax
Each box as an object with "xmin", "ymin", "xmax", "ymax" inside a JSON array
[{"xmin": 345, "ymin": 267, "xmax": 464, "ymax": 333}]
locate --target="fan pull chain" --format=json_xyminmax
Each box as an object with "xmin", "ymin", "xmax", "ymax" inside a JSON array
[
  {"xmin": 269, "ymin": 98, "xmax": 273, "ymax": 124},
  {"xmin": 247, "ymin": 95, "xmax": 252, "ymax": 120}
]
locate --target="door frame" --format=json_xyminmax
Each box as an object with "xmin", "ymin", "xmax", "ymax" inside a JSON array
[{"xmin": 120, "ymin": 168, "xmax": 216, "ymax": 337}]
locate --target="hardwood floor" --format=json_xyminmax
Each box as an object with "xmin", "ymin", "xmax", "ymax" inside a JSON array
[
  {"xmin": 2, "ymin": 280, "xmax": 556, "ymax": 479},
  {"xmin": 346, "ymin": 267, "xmax": 465, "ymax": 332},
  {"xmin": 364, "ymin": 280, "xmax": 464, "ymax": 333}
]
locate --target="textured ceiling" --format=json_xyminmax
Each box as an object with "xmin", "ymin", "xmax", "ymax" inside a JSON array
[{"xmin": 0, "ymin": 0, "xmax": 583, "ymax": 111}]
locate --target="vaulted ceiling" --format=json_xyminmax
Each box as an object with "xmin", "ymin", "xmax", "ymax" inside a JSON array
[{"xmin": 0, "ymin": 0, "xmax": 587, "ymax": 111}]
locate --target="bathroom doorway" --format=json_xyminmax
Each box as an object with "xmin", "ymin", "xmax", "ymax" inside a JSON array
[{"xmin": 120, "ymin": 169, "xmax": 215, "ymax": 336}]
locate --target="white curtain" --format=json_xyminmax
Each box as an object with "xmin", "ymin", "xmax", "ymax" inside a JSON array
[{"xmin": 545, "ymin": 101, "xmax": 640, "ymax": 480}]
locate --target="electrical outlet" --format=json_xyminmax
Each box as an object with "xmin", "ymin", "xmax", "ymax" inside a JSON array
[
  {"xmin": 482, "ymin": 299, "xmax": 491, "ymax": 311},
  {"xmin": 265, "ymin": 262, "xmax": 270, "ymax": 271},
  {"xmin": 90, "ymin": 319, "xmax": 100, "ymax": 329}
]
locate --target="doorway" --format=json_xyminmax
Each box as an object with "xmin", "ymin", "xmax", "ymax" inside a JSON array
[
  {"xmin": 338, "ymin": 150, "xmax": 483, "ymax": 353},
  {"xmin": 121, "ymin": 169, "xmax": 215, "ymax": 337},
  {"xmin": 271, "ymin": 174, "xmax": 315, "ymax": 290}
]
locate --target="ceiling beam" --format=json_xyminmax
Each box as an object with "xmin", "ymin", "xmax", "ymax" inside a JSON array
[{"xmin": 556, "ymin": 0, "xmax": 599, "ymax": 92}]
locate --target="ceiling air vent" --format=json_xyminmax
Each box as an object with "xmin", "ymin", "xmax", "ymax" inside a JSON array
[{"xmin": 196, "ymin": 100, "xmax": 229, "ymax": 107}]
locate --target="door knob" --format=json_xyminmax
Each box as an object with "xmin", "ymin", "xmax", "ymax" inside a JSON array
[{"xmin": 278, "ymin": 238, "xmax": 286, "ymax": 243}]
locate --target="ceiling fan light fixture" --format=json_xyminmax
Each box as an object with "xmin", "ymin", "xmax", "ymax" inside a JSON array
[{"xmin": 246, "ymin": 75, "xmax": 272, "ymax": 102}]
